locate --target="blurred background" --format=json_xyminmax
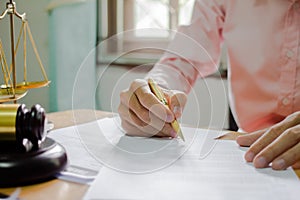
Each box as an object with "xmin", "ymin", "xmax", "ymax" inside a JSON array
[{"xmin": 0, "ymin": 0, "xmax": 230, "ymax": 129}]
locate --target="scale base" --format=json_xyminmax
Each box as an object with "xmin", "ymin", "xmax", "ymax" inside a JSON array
[{"xmin": 0, "ymin": 138, "xmax": 67, "ymax": 187}]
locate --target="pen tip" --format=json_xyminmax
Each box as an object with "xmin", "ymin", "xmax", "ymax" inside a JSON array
[{"xmin": 178, "ymin": 130, "xmax": 185, "ymax": 142}]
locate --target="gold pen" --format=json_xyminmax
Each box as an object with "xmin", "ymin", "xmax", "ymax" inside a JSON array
[{"xmin": 148, "ymin": 78, "xmax": 185, "ymax": 141}]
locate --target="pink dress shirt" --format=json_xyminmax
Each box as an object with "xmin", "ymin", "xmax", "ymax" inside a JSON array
[{"xmin": 147, "ymin": 0, "xmax": 300, "ymax": 132}]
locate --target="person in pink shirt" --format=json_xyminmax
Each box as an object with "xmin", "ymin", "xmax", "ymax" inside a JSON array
[{"xmin": 118, "ymin": 0, "xmax": 300, "ymax": 170}]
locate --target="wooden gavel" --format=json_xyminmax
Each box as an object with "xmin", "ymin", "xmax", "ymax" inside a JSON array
[{"xmin": 0, "ymin": 104, "xmax": 47, "ymax": 152}]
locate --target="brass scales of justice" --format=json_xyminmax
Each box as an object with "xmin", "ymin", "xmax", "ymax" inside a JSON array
[
  {"xmin": 0, "ymin": 0, "xmax": 50, "ymax": 102},
  {"xmin": 0, "ymin": 0, "xmax": 67, "ymax": 187}
]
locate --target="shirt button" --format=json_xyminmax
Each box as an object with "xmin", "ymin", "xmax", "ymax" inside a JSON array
[
  {"xmin": 282, "ymin": 98, "xmax": 290, "ymax": 106},
  {"xmin": 286, "ymin": 50, "xmax": 294, "ymax": 58}
]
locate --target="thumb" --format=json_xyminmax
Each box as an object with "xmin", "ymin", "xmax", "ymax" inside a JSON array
[
  {"xmin": 164, "ymin": 90, "xmax": 187, "ymax": 119},
  {"xmin": 236, "ymin": 129, "xmax": 266, "ymax": 147}
]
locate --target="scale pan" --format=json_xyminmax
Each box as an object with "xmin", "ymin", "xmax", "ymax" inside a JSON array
[
  {"xmin": 0, "ymin": 88, "xmax": 28, "ymax": 103},
  {"xmin": 16, "ymin": 81, "xmax": 51, "ymax": 89},
  {"xmin": 0, "ymin": 81, "xmax": 50, "ymax": 90}
]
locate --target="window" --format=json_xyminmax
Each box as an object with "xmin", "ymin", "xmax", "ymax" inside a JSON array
[{"xmin": 97, "ymin": 0, "xmax": 195, "ymax": 65}]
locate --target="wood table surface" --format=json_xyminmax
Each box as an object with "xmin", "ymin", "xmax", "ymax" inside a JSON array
[
  {"xmin": 0, "ymin": 110, "xmax": 113, "ymax": 200},
  {"xmin": 0, "ymin": 109, "xmax": 299, "ymax": 199}
]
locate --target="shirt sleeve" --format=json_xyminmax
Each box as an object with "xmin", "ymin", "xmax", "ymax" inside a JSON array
[{"xmin": 146, "ymin": 0, "xmax": 225, "ymax": 93}]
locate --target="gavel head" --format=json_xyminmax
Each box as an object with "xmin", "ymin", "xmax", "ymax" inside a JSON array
[{"xmin": 15, "ymin": 104, "xmax": 47, "ymax": 151}]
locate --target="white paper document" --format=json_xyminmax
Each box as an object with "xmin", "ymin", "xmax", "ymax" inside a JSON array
[
  {"xmin": 48, "ymin": 122, "xmax": 103, "ymax": 184},
  {"xmin": 83, "ymin": 118, "xmax": 300, "ymax": 200}
]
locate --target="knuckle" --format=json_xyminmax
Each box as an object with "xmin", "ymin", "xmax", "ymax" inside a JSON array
[
  {"xmin": 296, "ymin": 111, "xmax": 300, "ymax": 120},
  {"xmin": 119, "ymin": 90, "xmax": 127, "ymax": 100},
  {"xmin": 120, "ymin": 90, "xmax": 132, "ymax": 106},
  {"xmin": 130, "ymin": 79, "xmax": 147, "ymax": 92},
  {"xmin": 288, "ymin": 111, "xmax": 300, "ymax": 120},
  {"xmin": 118, "ymin": 104, "xmax": 130, "ymax": 117},
  {"xmin": 268, "ymin": 126, "xmax": 283, "ymax": 136},
  {"xmin": 176, "ymin": 90, "xmax": 187, "ymax": 100},
  {"xmin": 129, "ymin": 82, "xmax": 137, "ymax": 93},
  {"xmin": 179, "ymin": 93, "xmax": 187, "ymax": 105},
  {"xmin": 170, "ymin": 91, "xmax": 187, "ymax": 110},
  {"xmin": 293, "ymin": 112, "xmax": 300, "ymax": 123},
  {"xmin": 282, "ymin": 111, "xmax": 300, "ymax": 126},
  {"xmin": 284, "ymin": 128, "xmax": 300, "ymax": 140}
]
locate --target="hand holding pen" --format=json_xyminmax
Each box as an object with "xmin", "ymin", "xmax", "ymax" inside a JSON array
[
  {"xmin": 148, "ymin": 78, "xmax": 185, "ymax": 141},
  {"xmin": 118, "ymin": 79, "xmax": 187, "ymax": 139}
]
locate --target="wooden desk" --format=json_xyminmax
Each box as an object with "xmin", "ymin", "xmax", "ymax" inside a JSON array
[
  {"xmin": 0, "ymin": 110, "xmax": 299, "ymax": 199},
  {"xmin": 0, "ymin": 110, "xmax": 113, "ymax": 200}
]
